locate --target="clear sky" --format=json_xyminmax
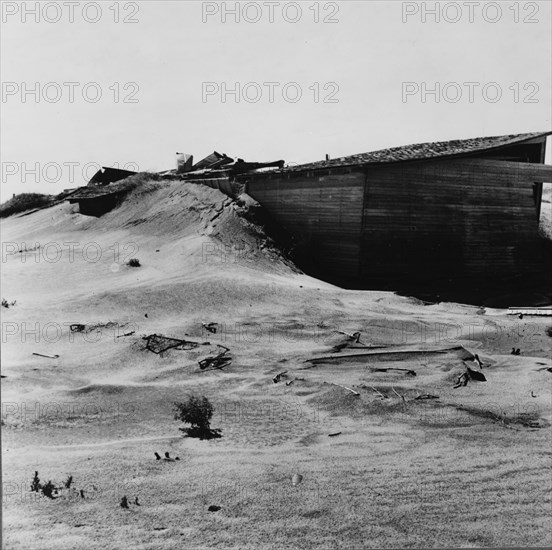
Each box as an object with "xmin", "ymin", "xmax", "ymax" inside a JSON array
[{"xmin": 1, "ymin": 0, "xmax": 551, "ymax": 200}]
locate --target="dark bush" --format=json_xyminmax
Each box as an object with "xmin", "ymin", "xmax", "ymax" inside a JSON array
[
  {"xmin": 174, "ymin": 395, "xmax": 221, "ymax": 439},
  {"xmin": 31, "ymin": 471, "xmax": 41, "ymax": 492},
  {"xmin": 546, "ymin": 326, "xmax": 552, "ymax": 337},
  {"xmin": 0, "ymin": 193, "xmax": 55, "ymax": 218},
  {"xmin": 127, "ymin": 258, "xmax": 141, "ymax": 267},
  {"xmin": 41, "ymin": 480, "xmax": 56, "ymax": 499}
]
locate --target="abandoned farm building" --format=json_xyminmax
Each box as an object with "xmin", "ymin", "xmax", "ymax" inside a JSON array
[
  {"xmin": 241, "ymin": 132, "xmax": 552, "ymax": 287},
  {"xmin": 64, "ymin": 132, "xmax": 552, "ymax": 290}
]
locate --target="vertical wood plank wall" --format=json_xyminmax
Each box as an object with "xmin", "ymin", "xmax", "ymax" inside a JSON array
[
  {"xmin": 247, "ymin": 172, "xmax": 365, "ymax": 279},
  {"xmin": 361, "ymin": 158, "xmax": 544, "ymax": 282},
  {"xmin": 246, "ymin": 158, "xmax": 546, "ymax": 284}
]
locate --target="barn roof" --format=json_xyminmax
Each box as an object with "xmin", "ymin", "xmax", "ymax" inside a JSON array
[
  {"xmin": 87, "ymin": 166, "xmax": 137, "ymax": 186},
  {"xmin": 65, "ymin": 178, "xmax": 137, "ymax": 200},
  {"xmin": 277, "ymin": 131, "xmax": 552, "ymax": 173}
]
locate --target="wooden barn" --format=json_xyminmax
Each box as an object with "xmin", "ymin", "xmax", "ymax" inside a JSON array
[{"xmin": 241, "ymin": 132, "xmax": 552, "ymax": 290}]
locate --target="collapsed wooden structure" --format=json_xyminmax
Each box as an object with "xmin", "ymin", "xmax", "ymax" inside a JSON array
[
  {"xmin": 64, "ymin": 132, "xmax": 552, "ymax": 289},
  {"xmin": 65, "ymin": 155, "xmax": 284, "ymax": 216},
  {"xmin": 66, "ymin": 167, "xmax": 137, "ymax": 216}
]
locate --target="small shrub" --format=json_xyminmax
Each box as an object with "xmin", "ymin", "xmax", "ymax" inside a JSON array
[
  {"xmin": 546, "ymin": 326, "xmax": 552, "ymax": 338},
  {"xmin": 127, "ymin": 258, "xmax": 141, "ymax": 267},
  {"xmin": 41, "ymin": 480, "xmax": 56, "ymax": 499},
  {"xmin": 64, "ymin": 475, "xmax": 73, "ymax": 489},
  {"xmin": 31, "ymin": 471, "xmax": 41, "ymax": 492},
  {"xmin": 2, "ymin": 299, "xmax": 16, "ymax": 309},
  {"xmin": 174, "ymin": 395, "xmax": 221, "ymax": 439}
]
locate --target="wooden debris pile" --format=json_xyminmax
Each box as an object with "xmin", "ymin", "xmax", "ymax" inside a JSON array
[
  {"xmin": 198, "ymin": 345, "xmax": 231, "ymax": 371},
  {"xmin": 273, "ymin": 371, "xmax": 288, "ymax": 383},
  {"xmin": 70, "ymin": 321, "xmax": 132, "ymax": 334},
  {"xmin": 143, "ymin": 334, "xmax": 204, "ymax": 355},
  {"xmin": 454, "ymin": 364, "xmax": 487, "ymax": 388}
]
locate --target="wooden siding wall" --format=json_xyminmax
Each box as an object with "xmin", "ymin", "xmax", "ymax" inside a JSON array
[
  {"xmin": 246, "ymin": 158, "xmax": 549, "ymax": 284},
  {"xmin": 247, "ymin": 172, "xmax": 365, "ymax": 279},
  {"xmin": 361, "ymin": 159, "xmax": 548, "ymax": 282}
]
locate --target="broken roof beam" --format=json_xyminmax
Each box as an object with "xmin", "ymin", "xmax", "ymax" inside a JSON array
[
  {"xmin": 231, "ymin": 159, "xmax": 285, "ymax": 175},
  {"xmin": 208, "ymin": 155, "xmax": 234, "ymax": 170},
  {"xmin": 87, "ymin": 167, "xmax": 137, "ymax": 186},
  {"xmin": 192, "ymin": 151, "xmax": 232, "ymax": 171},
  {"xmin": 176, "ymin": 153, "xmax": 194, "ymax": 173}
]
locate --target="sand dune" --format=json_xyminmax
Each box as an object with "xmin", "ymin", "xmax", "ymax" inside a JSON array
[{"xmin": 2, "ymin": 179, "xmax": 551, "ymax": 549}]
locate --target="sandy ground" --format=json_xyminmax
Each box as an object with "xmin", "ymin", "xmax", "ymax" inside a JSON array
[
  {"xmin": 540, "ymin": 183, "xmax": 552, "ymax": 239},
  {"xmin": 1, "ymin": 181, "xmax": 551, "ymax": 549}
]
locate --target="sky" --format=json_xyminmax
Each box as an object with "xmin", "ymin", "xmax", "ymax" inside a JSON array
[{"xmin": 1, "ymin": 0, "xmax": 551, "ymax": 200}]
